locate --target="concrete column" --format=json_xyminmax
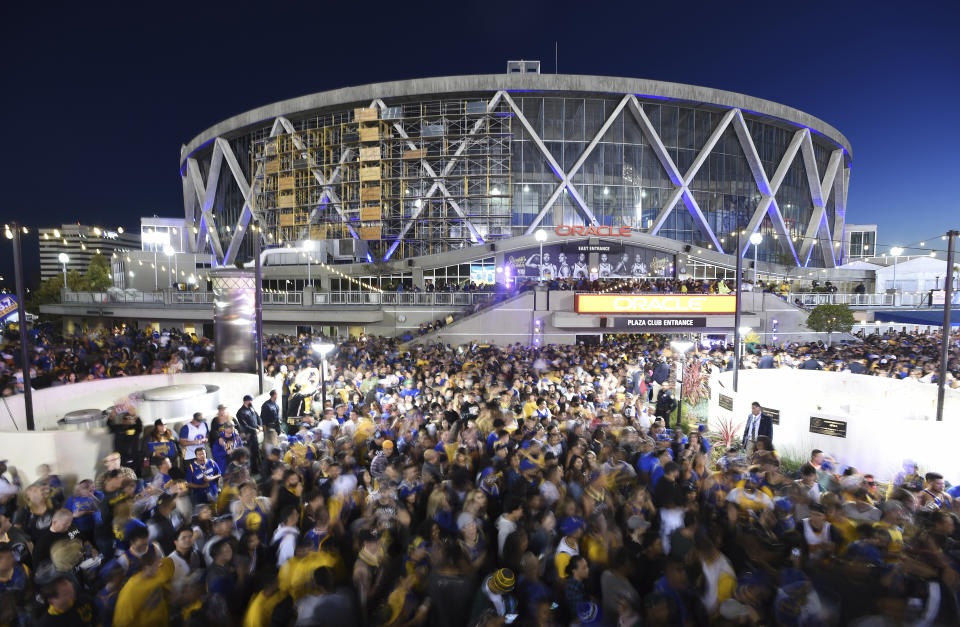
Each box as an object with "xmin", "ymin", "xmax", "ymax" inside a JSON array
[
  {"xmin": 412, "ymin": 267, "xmax": 425, "ymax": 289},
  {"xmin": 302, "ymin": 285, "xmax": 314, "ymax": 307}
]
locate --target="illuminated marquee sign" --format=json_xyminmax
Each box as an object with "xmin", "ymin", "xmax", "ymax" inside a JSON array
[
  {"xmin": 554, "ymin": 225, "xmax": 631, "ymax": 237},
  {"xmin": 575, "ymin": 294, "xmax": 737, "ymax": 314}
]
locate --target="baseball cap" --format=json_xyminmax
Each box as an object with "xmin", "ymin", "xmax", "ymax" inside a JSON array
[
  {"xmin": 382, "ymin": 440, "xmax": 394, "ymax": 450},
  {"xmin": 243, "ymin": 395, "xmax": 253, "ymax": 402},
  {"xmin": 627, "ymin": 516, "xmax": 650, "ymax": 531}
]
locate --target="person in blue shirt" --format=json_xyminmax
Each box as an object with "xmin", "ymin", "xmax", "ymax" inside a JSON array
[
  {"xmin": 212, "ymin": 424, "xmax": 242, "ymax": 475},
  {"xmin": 186, "ymin": 448, "xmax": 221, "ymax": 505},
  {"xmin": 63, "ymin": 479, "xmax": 100, "ymax": 542}
]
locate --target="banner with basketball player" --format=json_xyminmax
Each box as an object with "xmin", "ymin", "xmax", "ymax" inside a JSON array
[{"xmin": 504, "ymin": 243, "xmax": 674, "ymax": 280}]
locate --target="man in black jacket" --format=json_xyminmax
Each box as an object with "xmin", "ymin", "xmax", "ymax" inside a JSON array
[
  {"xmin": 261, "ymin": 390, "xmax": 282, "ymax": 441},
  {"xmin": 741, "ymin": 401, "xmax": 774, "ymax": 454},
  {"xmin": 236, "ymin": 395, "xmax": 262, "ymax": 474}
]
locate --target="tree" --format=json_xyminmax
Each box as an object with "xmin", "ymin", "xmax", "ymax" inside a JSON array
[
  {"xmin": 805, "ymin": 303, "xmax": 856, "ymax": 345},
  {"xmin": 86, "ymin": 254, "xmax": 113, "ymax": 290}
]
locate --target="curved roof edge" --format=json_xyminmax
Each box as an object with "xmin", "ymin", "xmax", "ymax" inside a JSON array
[{"xmin": 180, "ymin": 74, "xmax": 852, "ymax": 165}]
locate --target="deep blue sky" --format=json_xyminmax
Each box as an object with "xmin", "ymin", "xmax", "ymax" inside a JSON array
[{"xmin": 1, "ymin": 0, "xmax": 958, "ymax": 284}]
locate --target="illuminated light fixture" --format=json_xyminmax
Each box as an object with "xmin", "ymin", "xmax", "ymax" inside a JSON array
[
  {"xmin": 117, "ymin": 226, "xmax": 124, "ymax": 234},
  {"xmin": 603, "ymin": 187, "xmax": 609, "ymax": 195},
  {"xmin": 172, "ymin": 228, "xmax": 177, "ymax": 234},
  {"xmin": 920, "ymin": 242, "xmax": 925, "ymax": 246},
  {"xmin": 21, "ymin": 227, "xmax": 28, "ymax": 235},
  {"xmin": 890, "ymin": 246, "xmax": 903, "ymax": 256},
  {"xmin": 43, "ymin": 233, "xmax": 49, "ymax": 240},
  {"xmin": 53, "ymin": 229, "xmax": 60, "ymax": 238},
  {"xmin": 193, "ymin": 227, "xmax": 198, "ymax": 234},
  {"xmin": 93, "ymin": 227, "xmax": 101, "ymax": 236},
  {"xmin": 414, "ymin": 199, "xmax": 422, "ymax": 209},
  {"xmin": 129, "ymin": 271, "xmax": 135, "ymax": 277},
  {"xmin": 930, "ymin": 251, "xmax": 936, "ymax": 257},
  {"xmin": 95, "ymin": 249, "xmax": 101, "ymax": 254},
  {"xmin": 80, "ymin": 244, "xmax": 86, "ymax": 250},
  {"xmin": 138, "ymin": 260, "xmax": 143, "ymax": 266},
  {"xmin": 491, "ymin": 187, "xmax": 500, "ymax": 195},
  {"xmin": 523, "ymin": 185, "xmax": 530, "ymax": 192}
]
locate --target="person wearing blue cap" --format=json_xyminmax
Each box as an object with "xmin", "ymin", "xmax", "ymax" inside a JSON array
[{"xmin": 554, "ymin": 517, "xmax": 585, "ymax": 582}]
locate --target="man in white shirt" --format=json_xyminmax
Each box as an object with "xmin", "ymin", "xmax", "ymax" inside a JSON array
[{"xmin": 179, "ymin": 413, "xmax": 209, "ymax": 462}]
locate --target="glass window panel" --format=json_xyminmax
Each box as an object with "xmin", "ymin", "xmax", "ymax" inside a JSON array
[{"xmin": 564, "ymin": 99, "xmax": 584, "ymax": 142}]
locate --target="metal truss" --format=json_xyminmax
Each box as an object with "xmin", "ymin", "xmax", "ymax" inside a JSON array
[{"xmin": 182, "ymin": 91, "xmax": 849, "ymax": 268}]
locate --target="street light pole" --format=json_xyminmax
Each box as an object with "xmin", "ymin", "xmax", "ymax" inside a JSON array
[
  {"xmin": 890, "ymin": 247, "xmax": 903, "ymax": 305},
  {"xmin": 936, "ymin": 230, "xmax": 957, "ymax": 422},
  {"xmin": 254, "ymin": 223, "xmax": 264, "ymax": 395},
  {"xmin": 750, "ymin": 232, "xmax": 763, "ymax": 286},
  {"xmin": 312, "ymin": 342, "xmax": 335, "ymax": 413},
  {"xmin": 733, "ymin": 229, "xmax": 744, "ymax": 392},
  {"xmin": 9, "ymin": 222, "xmax": 35, "ymax": 430},
  {"xmin": 58, "ymin": 252, "xmax": 69, "ymax": 287}
]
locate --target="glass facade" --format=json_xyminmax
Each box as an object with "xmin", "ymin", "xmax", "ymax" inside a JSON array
[{"xmin": 190, "ymin": 87, "xmax": 849, "ymax": 268}]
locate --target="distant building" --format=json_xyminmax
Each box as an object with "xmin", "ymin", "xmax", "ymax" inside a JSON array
[
  {"xmin": 843, "ymin": 224, "xmax": 877, "ymax": 259},
  {"xmin": 38, "ymin": 224, "xmax": 140, "ymax": 282}
]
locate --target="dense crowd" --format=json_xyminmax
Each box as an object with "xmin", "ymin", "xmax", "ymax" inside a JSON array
[
  {"xmin": 739, "ymin": 332, "xmax": 960, "ymax": 386},
  {"xmin": 0, "ymin": 326, "xmax": 213, "ymax": 395},
  {"xmin": 1, "ymin": 333, "xmax": 959, "ymax": 626}
]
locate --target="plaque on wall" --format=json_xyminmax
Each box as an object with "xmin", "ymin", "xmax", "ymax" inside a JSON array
[
  {"xmin": 719, "ymin": 394, "xmax": 734, "ymax": 411},
  {"xmin": 809, "ymin": 415, "xmax": 847, "ymax": 438},
  {"xmin": 760, "ymin": 406, "xmax": 780, "ymax": 425}
]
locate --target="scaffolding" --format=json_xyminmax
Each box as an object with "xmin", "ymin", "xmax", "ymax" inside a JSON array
[{"xmin": 250, "ymin": 98, "xmax": 512, "ymax": 260}]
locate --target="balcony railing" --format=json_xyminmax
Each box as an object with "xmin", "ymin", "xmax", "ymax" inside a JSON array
[
  {"xmin": 786, "ymin": 293, "xmax": 895, "ymax": 307},
  {"xmin": 313, "ymin": 291, "xmax": 495, "ymax": 306},
  {"xmin": 60, "ymin": 289, "xmax": 493, "ymax": 309},
  {"xmin": 62, "ymin": 290, "xmax": 166, "ymax": 304}
]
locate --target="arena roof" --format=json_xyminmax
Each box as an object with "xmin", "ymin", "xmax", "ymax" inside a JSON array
[{"xmin": 181, "ymin": 74, "xmax": 852, "ymax": 167}]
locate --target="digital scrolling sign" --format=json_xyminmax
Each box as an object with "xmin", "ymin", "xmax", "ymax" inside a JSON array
[{"xmin": 575, "ymin": 294, "xmax": 737, "ymax": 315}]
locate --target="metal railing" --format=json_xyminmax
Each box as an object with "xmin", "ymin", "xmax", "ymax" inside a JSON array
[
  {"xmin": 61, "ymin": 289, "xmax": 492, "ymax": 309},
  {"xmin": 313, "ymin": 291, "xmax": 495, "ymax": 306},
  {"xmin": 262, "ymin": 292, "xmax": 302, "ymax": 305},
  {"xmin": 786, "ymin": 293, "xmax": 894, "ymax": 307},
  {"xmin": 168, "ymin": 291, "xmax": 215, "ymax": 304},
  {"xmin": 786, "ymin": 291, "xmax": 960, "ymax": 308},
  {"xmin": 62, "ymin": 290, "xmax": 165, "ymax": 304}
]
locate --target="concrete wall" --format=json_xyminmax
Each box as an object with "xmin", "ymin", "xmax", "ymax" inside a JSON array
[
  {"xmin": 0, "ymin": 373, "xmax": 280, "ymax": 486},
  {"xmin": 706, "ymin": 369, "xmax": 960, "ymax": 482}
]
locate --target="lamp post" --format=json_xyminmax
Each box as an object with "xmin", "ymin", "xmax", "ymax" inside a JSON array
[
  {"xmin": 163, "ymin": 245, "xmax": 175, "ymax": 287},
  {"xmin": 302, "ymin": 240, "xmax": 315, "ymax": 287},
  {"xmin": 889, "ymin": 247, "xmax": 903, "ymax": 304},
  {"xmin": 6, "ymin": 222, "xmax": 35, "ymax": 430},
  {"xmin": 733, "ymin": 229, "xmax": 744, "ymax": 392},
  {"xmin": 750, "ymin": 232, "xmax": 763, "ymax": 286},
  {"xmin": 670, "ymin": 340, "xmax": 694, "ymax": 428},
  {"xmin": 58, "ymin": 252, "xmax": 69, "ymax": 287},
  {"xmin": 312, "ymin": 342, "xmax": 335, "ymax": 413},
  {"xmin": 535, "ymin": 230, "xmax": 548, "ymax": 283},
  {"xmin": 936, "ymin": 231, "xmax": 957, "ymax": 422}
]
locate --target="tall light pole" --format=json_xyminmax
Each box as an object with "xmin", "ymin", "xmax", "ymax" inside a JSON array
[
  {"xmin": 733, "ymin": 229, "xmax": 744, "ymax": 392},
  {"xmin": 936, "ymin": 231, "xmax": 957, "ymax": 422},
  {"xmin": 670, "ymin": 340, "xmax": 693, "ymax": 428},
  {"xmin": 890, "ymin": 246, "xmax": 903, "ymax": 304},
  {"xmin": 312, "ymin": 342, "xmax": 335, "ymax": 412},
  {"xmin": 750, "ymin": 232, "xmax": 763, "ymax": 286},
  {"xmin": 254, "ymin": 222, "xmax": 264, "ymax": 395},
  {"xmin": 535, "ymin": 230, "xmax": 548, "ymax": 283},
  {"xmin": 6, "ymin": 222, "xmax": 35, "ymax": 430},
  {"xmin": 58, "ymin": 252, "xmax": 69, "ymax": 287}
]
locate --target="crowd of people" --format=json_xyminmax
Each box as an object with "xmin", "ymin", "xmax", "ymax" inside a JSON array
[
  {"xmin": 1, "ymin": 333, "xmax": 959, "ymax": 626},
  {"xmin": 739, "ymin": 332, "xmax": 960, "ymax": 387}
]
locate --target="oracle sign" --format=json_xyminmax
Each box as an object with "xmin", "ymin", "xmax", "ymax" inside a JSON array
[
  {"xmin": 554, "ymin": 225, "xmax": 631, "ymax": 237},
  {"xmin": 575, "ymin": 294, "xmax": 737, "ymax": 314}
]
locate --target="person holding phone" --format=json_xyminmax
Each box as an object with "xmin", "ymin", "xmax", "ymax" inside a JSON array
[{"xmin": 470, "ymin": 568, "xmax": 518, "ymax": 621}]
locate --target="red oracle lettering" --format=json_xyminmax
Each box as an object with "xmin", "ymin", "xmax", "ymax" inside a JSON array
[
  {"xmin": 573, "ymin": 225, "xmax": 586, "ymax": 236},
  {"xmin": 554, "ymin": 225, "xmax": 572, "ymax": 236}
]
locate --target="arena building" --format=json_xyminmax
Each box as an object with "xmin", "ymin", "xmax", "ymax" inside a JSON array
[{"xmin": 179, "ymin": 66, "xmax": 852, "ymax": 272}]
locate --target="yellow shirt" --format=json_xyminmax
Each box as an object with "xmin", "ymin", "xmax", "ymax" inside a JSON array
[
  {"xmin": 522, "ymin": 401, "xmax": 538, "ymax": 418},
  {"xmin": 113, "ymin": 558, "xmax": 174, "ymax": 627},
  {"xmin": 243, "ymin": 589, "xmax": 288, "ymax": 627}
]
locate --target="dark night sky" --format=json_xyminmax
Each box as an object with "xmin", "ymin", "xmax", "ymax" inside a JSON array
[{"xmin": 1, "ymin": 0, "xmax": 958, "ymax": 286}]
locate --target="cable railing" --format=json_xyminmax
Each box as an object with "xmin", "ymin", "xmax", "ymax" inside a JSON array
[{"xmin": 62, "ymin": 290, "xmax": 165, "ymax": 304}]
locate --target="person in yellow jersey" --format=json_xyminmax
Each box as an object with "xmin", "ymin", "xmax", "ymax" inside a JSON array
[
  {"xmin": 554, "ymin": 516, "xmax": 586, "ymax": 581},
  {"xmin": 113, "ymin": 550, "xmax": 174, "ymax": 627},
  {"xmin": 243, "ymin": 568, "xmax": 292, "ymax": 627}
]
